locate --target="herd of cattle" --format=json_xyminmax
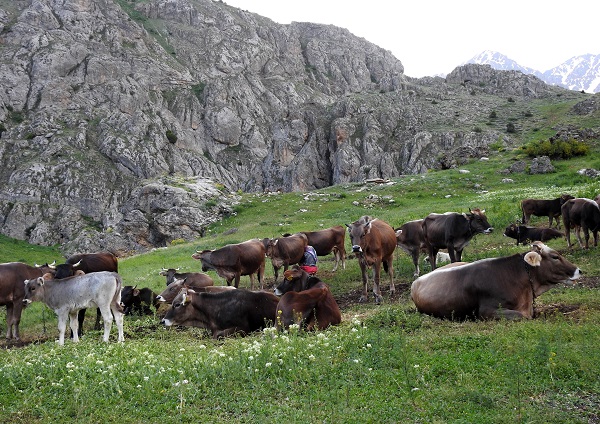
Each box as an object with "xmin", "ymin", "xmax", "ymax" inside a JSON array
[{"xmin": 1, "ymin": 194, "xmax": 598, "ymax": 344}]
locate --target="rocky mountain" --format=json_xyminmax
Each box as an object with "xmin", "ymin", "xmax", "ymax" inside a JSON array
[
  {"xmin": 467, "ymin": 50, "xmax": 600, "ymax": 93},
  {"xmin": 0, "ymin": 0, "xmax": 595, "ymax": 255}
]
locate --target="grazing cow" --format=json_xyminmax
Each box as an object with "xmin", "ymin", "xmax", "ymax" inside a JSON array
[
  {"xmin": 156, "ymin": 278, "xmax": 236, "ymax": 303},
  {"xmin": 346, "ymin": 216, "xmax": 396, "ymax": 304},
  {"xmin": 161, "ymin": 287, "xmax": 279, "ymax": 338},
  {"xmin": 422, "ymin": 208, "xmax": 493, "ymax": 270},
  {"xmin": 51, "ymin": 251, "xmax": 119, "ymax": 335},
  {"xmin": 561, "ymin": 198, "xmax": 600, "ymax": 249},
  {"xmin": 395, "ymin": 219, "xmax": 426, "ymax": 276},
  {"xmin": 121, "ymin": 286, "xmax": 158, "ymax": 316},
  {"xmin": 192, "ymin": 239, "xmax": 266, "ymax": 289},
  {"xmin": 159, "ymin": 268, "xmax": 214, "ymax": 287},
  {"xmin": 274, "ymin": 266, "xmax": 341, "ymax": 330},
  {"xmin": 265, "ymin": 233, "xmax": 308, "ymax": 282},
  {"xmin": 521, "ymin": 194, "xmax": 574, "ymax": 228},
  {"xmin": 23, "ymin": 271, "xmax": 125, "ymax": 345},
  {"xmin": 503, "ymin": 223, "xmax": 563, "ymax": 245},
  {"xmin": 0, "ymin": 262, "xmax": 54, "ymax": 340},
  {"xmin": 411, "ymin": 242, "xmax": 581, "ymax": 320},
  {"xmin": 298, "ymin": 226, "xmax": 347, "ymax": 271}
]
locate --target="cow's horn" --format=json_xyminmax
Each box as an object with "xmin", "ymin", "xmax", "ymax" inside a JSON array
[{"xmin": 73, "ymin": 260, "xmax": 82, "ymax": 267}]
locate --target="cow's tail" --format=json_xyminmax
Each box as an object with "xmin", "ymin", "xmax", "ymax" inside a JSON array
[{"xmin": 112, "ymin": 273, "xmax": 125, "ymax": 314}]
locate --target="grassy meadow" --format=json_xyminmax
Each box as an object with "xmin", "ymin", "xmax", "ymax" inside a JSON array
[{"xmin": 1, "ymin": 145, "xmax": 600, "ymax": 423}]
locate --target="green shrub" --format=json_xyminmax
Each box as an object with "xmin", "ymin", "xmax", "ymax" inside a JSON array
[
  {"xmin": 524, "ymin": 137, "xmax": 590, "ymax": 159},
  {"xmin": 166, "ymin": 130, "xmax": 177, "ymax": 143}
]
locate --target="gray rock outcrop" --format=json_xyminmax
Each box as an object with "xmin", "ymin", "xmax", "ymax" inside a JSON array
[{"xmin": 0, "ymin": 0, "xmax": 593, "ymax": 254}]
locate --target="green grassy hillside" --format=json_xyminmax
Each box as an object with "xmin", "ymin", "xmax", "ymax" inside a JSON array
[{"xmin": 1, "ymin": 141, "xmax": 599, "ymax": 423}]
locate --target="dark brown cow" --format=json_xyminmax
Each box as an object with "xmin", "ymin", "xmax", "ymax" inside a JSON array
[
  {"xmin": 192, "ymin": 239, "xmax": 266, "ymax": 289},
  {"xmin": 161, "ymin": 287, "xmax": 279, "ymax": 338},
  {"xmin": 298, "ymin": 226, "xmax": 346, "ymax": 271},
  {"xmin": 0, "ymin": 262, "xmax": 53, "ymax": 339},
  {"xmin": 265, "ymin": 233, "xmax": 308, "ymax": 282},
  {"xmin": 51, "ymin": 252, "xmax": 119, "ymax": 335},
  {"xmin": 395, "ymin": 219, "xmax": 426, "ymax": 276},
  {"xmin": 503, "ymin": 223, "xmax": 563, "ymax": 245},
  {"xmin": 561, "ymin": 198, "xmax": 600, "ymax": 249},
  {"xmin": 156, "ymin": 278, "xmax": 236, "ymax": 303},
  {"xmin": 411, "ymin": 242, "xmax": 581, "ymax": 320},
  {"xmin": 121, "ymin": 286, "xmax": 159, "ymax": 316},
  {"xmin": 346, "ymin": 216, "xmax": 396, "ymax": 304},
  {"xmin": 274, "ymin": 266, "xmax": 341, "ymax": 330},
  {"xmin": 521, "ymin": 194, "xmax": 574, "ymax": 228},
  {"xmin": 158, "ymin": 268, "xmax": 214, "ymax": 287},
  {"xmin": 422, "ymin": 208, "xmax": 493, "ymax": 270}
]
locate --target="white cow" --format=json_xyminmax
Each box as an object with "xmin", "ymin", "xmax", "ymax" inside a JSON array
[{"xmin": 23, "ymin": 271, "xmax": 125, "ymax": 345}]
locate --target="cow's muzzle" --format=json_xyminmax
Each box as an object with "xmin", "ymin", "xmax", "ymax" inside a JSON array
[
  {"xmin": 22, "ymin": 299, "xmax": 32, "ymax": 306},
  {"xmin": 352, "ymin": 245, "xmax": 363, "ymax": 253},
  {"xmin": 483, "ymin": 227, "xmax": 494, "ymax": 234}
]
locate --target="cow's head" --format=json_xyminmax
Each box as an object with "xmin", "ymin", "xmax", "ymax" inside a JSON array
[
  {"xmin": 156, "ymin": 278, "xmax": 187, "ymax": 303},
  {"xmin": 346, "ymin": 216, "xmax": 375, "ymax": 253},
  {"xmin": 161, "ymin": 288, "xmax": 192, "ymax": 326},
  {"xmin": 523, "ymin": 242, "xmax": 581, "ymax": 287},
  {"xmin": 503, "ymin": 223, "xmax": 519, "ymax": 239},
  {"xmin": 192, "ymin": 250, "xmax": 213, "ymax": 272},
  {"xmin": 467, "ymin": 208, "xmax": 493, "ymax": 234},
  {"xmin": 22, "ymin": 274, "xmax": 52, "ymax": 304},
  {"xmin": 274, "ymin": 266, "xmax": 308, "ymax": 295}
]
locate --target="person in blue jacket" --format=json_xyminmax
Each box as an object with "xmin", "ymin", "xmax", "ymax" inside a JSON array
[{"xmin": 299, "ymin": 245, "xmax": 318, "ymax": 275}]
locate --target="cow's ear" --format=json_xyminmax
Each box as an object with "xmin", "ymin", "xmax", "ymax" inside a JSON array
[
  {"xmin": 42, "ymin": 273, "xmax": 54, "ymax": 281},
  {"xmin": 133, "ymin": 288, "xmax": 140, "ymax": 296},
  {"xmin": 181, "ymin": 292, "xmax": 189, "ymax": 305},
  {"xmin": 364, "ymin": 221, "xmax": 372, "ymax": 234},
  {"xmin": 524, "ymin": 251, "xmax": 542, "ymax": 267}
]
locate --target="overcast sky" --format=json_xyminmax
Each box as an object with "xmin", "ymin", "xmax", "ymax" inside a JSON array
[{"xmin": 223, "ymin": 0, "xmax": 600, "ymax": 78}]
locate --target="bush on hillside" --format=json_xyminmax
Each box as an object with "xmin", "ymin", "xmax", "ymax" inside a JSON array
[{"xmin": 523, "ymin": 137, "xmax": 590, "ymax": 159}]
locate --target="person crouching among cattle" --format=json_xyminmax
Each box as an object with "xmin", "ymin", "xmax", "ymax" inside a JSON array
[{"xmin": 298, "ymin": 245, "xmax": 318, "ymax": 275}]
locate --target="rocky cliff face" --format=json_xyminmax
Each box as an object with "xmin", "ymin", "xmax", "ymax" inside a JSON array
[{"xmin": 0, "ymin": 0, "xmax": 592, "ymax": 254}]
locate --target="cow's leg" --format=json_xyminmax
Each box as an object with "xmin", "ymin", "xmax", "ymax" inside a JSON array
[
  {"xmin": 372, "ymin": 263, "xmax": 382, "ymax": 304},
  {"xmin": 273, "ymin": 265, "xmax": 280, "ymax": 283},
  {"xmin": 564, "ymin": 223, "xmax": 572, "ymax": 247},
  {"xmin": 69, "ymin": 311, "xmax": 80, "ymax": 343},
  {"xmin": 74, "ymin": 308, "xmax": 85, "ymax": 338},
  {"xmin": 574, "ymin": 225, "xmax": 585, "ymax": 248},
  {"xmin": 258, "ymin": 262, "xmax": 265, "ymax": 289},
  {"xmin": 358, "ymin": 263, "xmax": 369, "ymax": 303},
  {"xmin": 593, "ymin": 230, "xmax": 599, "ymax": 247},
  {"xmin": 387, "ymin": 257, "xmax": 395, "ymax": 296},
  {"xmin": 456, "ymin": 249, "xmax": 463, "ymax": 262},
  {"xmin": 427, "ymin": 246, "xmax": 438, "ymax": 270},
  {"xmin": 248, "ymin": 273, "xmax": 255, "ymax": 291},
  {"xmin": 447, "ymin": 245, "xmax": 458, "ymax": 263},
  {"xmin": 57, "ymin": 312, "xmax": 69, "ymax": 345},
  {"xmin": 99, "ymin": 306, "xmax": 113, "ymax": 342},
  {"xmin": 582, "ymin": 225, "xmax": 590, "ymax": 249},
  {"xmin": 111, "ymin": 305, "xmax": 124, "ymax": 343},
  {"xmin": 234, "ymin": 274, "xmax": 241, "ymax": 289},
  {"xmin": 5, "ymin": 303, "xmax": 17, "ymax": 339},
  {"xmin": 411, "ymin": 250, "xmax": 420, "ymax": 277},
  {"xmin": 331, "ymin": 247, "xmax": 339, "ymax": 272},
  {"xmin": 94, "ymin": 308, "xmax": 102, "ymax": 330}
]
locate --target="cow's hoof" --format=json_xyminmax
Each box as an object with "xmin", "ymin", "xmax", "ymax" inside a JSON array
[
  {"xmin": 358, "ymin": 296, "xmax": 368, "ymax": 303},
  {"xmin": 374, "ymin": 296, "xmax": 382, "ymax": 304}
]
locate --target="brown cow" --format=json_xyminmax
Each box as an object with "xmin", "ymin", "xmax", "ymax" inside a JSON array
[
  {"xmin": 192, "ymin": 239, "xmax": 266, "ymax": 289},
  {"xmin": 395, "ymin": 219, "xmax": 426, "ymax": 277},
  {"xmin": 0, "ymin": 262, "xmax": 53, "ymax": 339},
  {"xmin": 346, "ymin": 216, "xmax": 396, "ymax": 304},
  {"xmin": 50, "ymin": 251, "xmax": 119, "ymax": 336},
  {"xmin": 156, "ymin": 278, "xmax": 236, "ymax": 303},
  {"xmin": 561, "ymin": 198, "xmax": 600, "ymax": 249},
  {"xmin": 159, "ymin": 268, "xmax": 214, "ymax": 287},
  {"xmin": 298, "ymin": 226, "xmax": 346, "ymax": 271},
  {"xmin": 274, "ymin": 266, "xmax": 341, "ymax": 330},
  {"xmin": 422, "ymin": 208, "xmax": 493, "ymax": 270},
  {"xmin": 161, "ymin": 287, "xmax": 279, "ymax": 338},
  {"xmin": 411, "ymin": 242, "xmax": 581, "ymax": 320},
  {"xmin": 521, "ymin": 194, "xmax": 574, "ymax": 228},
  {"xmin": 265, "ymin": 233, "xmax": 308, "ymax": 282}
]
